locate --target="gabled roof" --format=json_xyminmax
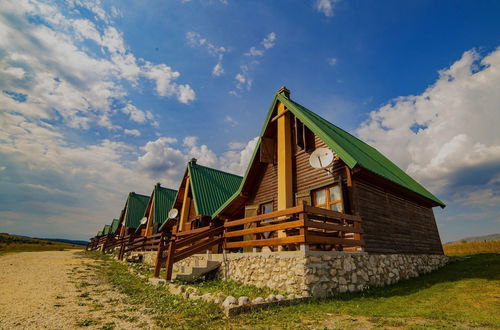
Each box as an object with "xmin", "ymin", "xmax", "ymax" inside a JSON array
[
  {"xmin": 188, "ymin": 161, "xmax": 243, "ymax": 217},
  {"xmin": 124, "ymin": 192, "xmax": 150, "ymax": 229},
  {"xmin": 158, "ymin": 161, "xmax": 242, "ymax": 232},
  {"xmin": 214, "ymin": 91, "xmax": 444, "ymax": 217},
  {"xmin": 153, "ymin": 185, "xmax": 177, "ymax": 224},
  {"xmin": 102, "ymin": 224, "xmax": 111, "ymax": 235},
  {"xmin": 110, "ymin": 218, "xmax": 119, "ymax": 234}
]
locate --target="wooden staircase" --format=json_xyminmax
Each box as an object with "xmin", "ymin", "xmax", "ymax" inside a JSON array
[
  {"xmin": 173, "ymin": 258, "xmax": 221, "ymax": 282},
  {"xmin": 154, "ymin": 224, "xmax": 224, "ymax": 280}
]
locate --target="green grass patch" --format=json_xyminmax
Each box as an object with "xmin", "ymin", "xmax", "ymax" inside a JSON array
[
  {"xmin": 88, "ymin": 252, "xmax": 224, "ymax": 328},
  {"xmin": 75, "ymin": 318, "xmax": 98, "ymax": 327}
]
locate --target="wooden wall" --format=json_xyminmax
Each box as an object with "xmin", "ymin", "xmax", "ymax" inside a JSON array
[{"xmin": 352, "ymin": 176, "xmax": 443, "ymax": 254}]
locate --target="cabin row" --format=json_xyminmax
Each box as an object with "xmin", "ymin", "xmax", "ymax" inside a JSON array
[{"xmin": 88, "ymin": 87, "xmax": 445, "ymax": 282}]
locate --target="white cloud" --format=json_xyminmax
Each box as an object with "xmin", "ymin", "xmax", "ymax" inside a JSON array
[
  {"xmin": 124, "ymin": 129, "xmax": 141, "ymax": 136},
  {"xmin": 0, "ymin": 0, "xmax": 195, "ymax": 134},
  {"xmin": 137, "ymin": 135, "xmax": 258, "ymax": 183},
  {"xmin": 356, "ymin": 48, "xmax": 500, "ymax": 206},
  {"xmin": 261, "ymin": 32, "xmax": 276, "ymax": 49},
  {"xmin": 224, "ymin": 115, "xmax": 238, "ymax": 126},
  {"xmin": 186, "ymin": 31, "xmax": 227, "ymax": 77},
  {"xmin": 212, "ymin": 62, "xmax": 224, "ymax": 76},
  {"xmin": 233, "ymin": 33, "xmax": 276, "ymax": 94},
  {"xmin": 219, "ymin": 137, "xmax": 259, "ymax": 175},
  {"xmin": 245, "ymin": 47, "xmax": 264, "ymax": 57},
  {"xmin": 0, "ymin": 66, "xmax": 26, "ymax": 79},
  {"xmin": 327, "ymin": 57, "xmax": 337, "ymax": 66},
  {"xmin": 315, "ymin": 0, "xmax": 340, "ymax": 17}
]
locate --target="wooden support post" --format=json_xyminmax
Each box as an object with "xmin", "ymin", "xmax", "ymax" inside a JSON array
[
  {"xmin": 178, "ymin": 177, "xmax": 191, "ymax": 232},
  {"xmin": 298, "ymin": 204, "xmax": 309, "ymax": 252},
  {"xmin": 101, "ymin": 236, "xmax": 108, "ymax": 254},
  {"xmin": 153, "ymin": 231, "xmax": 165, "ymax": 278},
  {"xmin": 164, "ymin": 226, "xmax": 177, "ymax": 281},
  {"xmin": 277, "ymin": 101, "xmax": 293, "ymax": 251}
]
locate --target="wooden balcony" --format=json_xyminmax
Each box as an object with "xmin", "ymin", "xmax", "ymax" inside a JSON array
[{"xmin": 224, "ymin": 203, "xmax": 364, "ymax": 251}]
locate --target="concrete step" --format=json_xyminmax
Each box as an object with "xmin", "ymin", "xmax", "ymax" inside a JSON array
[{"xmin": 174, "ymin": 260, "xmax": 221, "ymax": 282}]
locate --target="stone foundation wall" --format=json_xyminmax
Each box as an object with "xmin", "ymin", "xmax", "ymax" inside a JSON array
[
  {"xmin": 128, "ymin": 251, "xmax": 158, "ymax": 265},
  {"xmin": 174, "ymin": 251, "xmax": 448, "ymax": 298}
]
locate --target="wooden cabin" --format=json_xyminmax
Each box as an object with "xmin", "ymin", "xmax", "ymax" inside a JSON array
[
  {"xmin": 110, "ymin": 218, "xmax": 119, "ymax": 236},
  {"xmin": 117, "ymin": 192, "xmax": 150, "ymax": 237},
  {"xmin": 215, "ymin": 87, "xmax": 445, "ymax": 255},
  {"xmin": 136, "ymin": 183, "xmax": 177, "ymax": 236},
  {"xmin": 159, "ymin": 159, "xmax": 242, "ymax": 234}
]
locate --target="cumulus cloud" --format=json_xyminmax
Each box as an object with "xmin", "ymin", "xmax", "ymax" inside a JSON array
[
  {"xmin": 124, "ymin": 129, "xmax": 141, "ymax": 136},
  {"xmin": 137, "ymin": 135, "xmax": 258, "ymax": 183},
  {"xmin": 219, "ymin": 137, "xmax": 259, "ymax": 175},
  {"xmin": 186, "ymin": 31, "xmax": 228, "ymax": 77},
  {"xmin": 0, "ymin": 0, "xmax": 195, "ymax": 132},
  {"xmin": 356, "ymin": 48, "xmax": 500, "ymax": 206},
  {"xmin": 315, "ymin": 0, "xmax": 340, "ymax": 17}
]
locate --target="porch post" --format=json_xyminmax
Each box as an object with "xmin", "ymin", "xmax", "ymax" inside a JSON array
[{"xmin": 276, "ymin": 87, "xmax": 293, "ymax": 250}]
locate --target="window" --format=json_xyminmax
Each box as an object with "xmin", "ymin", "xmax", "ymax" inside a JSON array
[
  {"xmin": 259, "ymin": 202, "xmax": 273, "ymax": 214},
  {"xmin": 312, "ymin": 184, "xmax": 343, "ymax": 212}
]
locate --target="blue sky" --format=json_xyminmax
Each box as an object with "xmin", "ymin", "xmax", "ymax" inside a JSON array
[{"xmin": 0, "ymin": 0, "xmax": 499, "ymax": 242}]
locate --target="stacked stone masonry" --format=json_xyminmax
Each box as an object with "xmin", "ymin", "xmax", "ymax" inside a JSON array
[{"xmin": 136, "ymin": 250, "xmax": 448, "ymax": 298}]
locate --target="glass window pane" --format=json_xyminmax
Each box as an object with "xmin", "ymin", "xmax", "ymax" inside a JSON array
[
  {"xmin": 330, "ymin": 185, "xmax": 342, "ymax": 202},
  {"xmin": 330, "ymin": 202, "xmax": 343, "ymax": 212},
  {"xmin": 261, "ymin": 203, "xmax": 273, "ymax": 214},
  {"xmin": 315, "ymin": 189, "xmax": 325, "ymax": 205}
]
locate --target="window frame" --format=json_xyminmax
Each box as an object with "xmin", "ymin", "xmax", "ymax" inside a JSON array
[
  {"xmin": 312, "ymin": 183, "xmax": 343, "ymax": 212},
  {"xmin": 259, "ymin": 201, "xmax": 273, "ymax": 215}
]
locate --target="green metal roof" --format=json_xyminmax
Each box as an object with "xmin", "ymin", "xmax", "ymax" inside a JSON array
[
  {"xmin": 213, "ymin": 92, "xmax": 444, "ymax": 217},
  {"xmin": 103, "ymin": 224, "xmax": 111, "ymax": 235},
  {"xmin": 97, "ymin": 230, "xmax": 103, "ymax": 236},
  {"xmin": 124, "ymin": 192, "xmax": 150, "ymax": 229},
  {"xmin": 153, "ymin": 185, "xmax": 178, "ymax": 224},
  {"xmin": 187, "ymin": 161, "xmax": 243, "ymax": 217},
  {"xmin": 110, "ymin": 218, "xmax": 119, "ymax": 234}
]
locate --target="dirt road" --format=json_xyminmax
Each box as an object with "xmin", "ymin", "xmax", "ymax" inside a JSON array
[{"xmin": 0, "ymin": 250, "xmax": 155, "ymax": 329}]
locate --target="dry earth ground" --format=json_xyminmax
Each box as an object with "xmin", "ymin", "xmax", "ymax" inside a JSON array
[{"xmin": 0, "ymin": 250, "xmax": 156, "ymax": 329}]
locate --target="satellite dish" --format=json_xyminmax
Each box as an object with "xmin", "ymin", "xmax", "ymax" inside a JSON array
[
  {"xmin": 140, "ymin": 217, "xmax": 148, "ymax": 225},
  {"xmin": 309, "ymin": 148, "xmax": 335, "ymax": 169},
  {"xmin": 168, "ymin": 208, "xmax": 179, "ymax": 219}
]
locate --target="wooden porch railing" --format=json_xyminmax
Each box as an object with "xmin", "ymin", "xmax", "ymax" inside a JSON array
[{"xmin": 224, "ymin": 203, "xmax": 364, "ymax": 251}]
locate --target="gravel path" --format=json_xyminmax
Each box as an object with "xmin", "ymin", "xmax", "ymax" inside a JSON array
[{"xmin": 0, "ymin": 250, "xmax": 156, "ymax": 329}]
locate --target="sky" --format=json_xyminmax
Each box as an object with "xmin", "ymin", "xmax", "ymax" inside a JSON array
[{"xmin": 0, "ymin": 0, "xmax": 499, "ymax": 242}]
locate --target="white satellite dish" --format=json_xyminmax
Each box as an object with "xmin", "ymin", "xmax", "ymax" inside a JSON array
[
  {"xmin": 168, "ymin": 208, "xmax": 179, "ymax": 220},
  {"xmin": 309, "ymin": 148, "xmax": 335, "ymax": 169},
  {"xmin": 140, "ymin": 217, "xmax": 148, "ymax": 225}
]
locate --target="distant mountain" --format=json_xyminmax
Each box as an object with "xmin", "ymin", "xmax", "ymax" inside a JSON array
[
  {"xmin": 447, "ymin": 233, "xmax": 500, "ymax": 244},
  {"xmin": 38, "ymin": 238, "xmax": 88, "ymax": 246}
]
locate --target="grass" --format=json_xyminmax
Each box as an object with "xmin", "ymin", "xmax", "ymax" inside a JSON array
[
  {"xmin": 88, "ymin": 252, "xmax": 224, "ymax": 328},
  {"xmin": 87, "ymin": 251, "xmax": 500, "ymax": 329},
  {"xmin": 0, "ymin": 233, "xmax": 83, "ymax": 255},
  {"xmin": 443, "ymin": 239, "xmax": 500, "ymax": 256}
]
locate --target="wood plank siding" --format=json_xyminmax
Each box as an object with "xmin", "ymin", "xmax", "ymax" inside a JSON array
[{"xmin": 352, "ymin": 176, "xmax": 443, "ymax": 254}]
